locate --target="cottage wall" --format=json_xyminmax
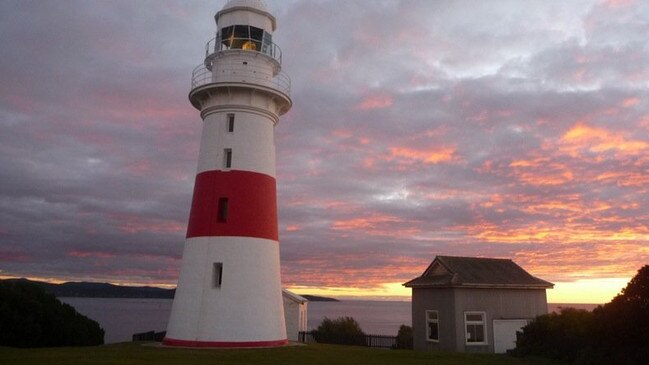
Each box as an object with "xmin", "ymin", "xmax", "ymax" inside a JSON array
[
  {"xmin": 411, "ymin": 288, "xmax": 456, "ymax": 351},
  {"xmin": 412, "ymin": 287, "xmax": 548, "ymax": 352},
  {"xmin": 283, "ymin": 298, "xmax": 300, "ymax": 341},
  {"xmin": 282, "ymin": 295, "xmax": 307, "ymax": 342},
  {"xmin": 453, "ymin": 288, "xmax": 548, "ymax": 353}
]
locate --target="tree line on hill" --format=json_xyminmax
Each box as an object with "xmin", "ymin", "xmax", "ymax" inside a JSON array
[
  {"xmin": 0, "ymin": 280, "xmax": 104, "ymax": 347},
  {"xmin": 2, "ymin": 278, "xmax": 176, "ymax": 298},
  {"xmin": 513, "ymin": 265, "xmax": 649, "ymax": 364},
  {"xmin": 0, "ymin": 278, "xmax": 339, "ymax": 301}
]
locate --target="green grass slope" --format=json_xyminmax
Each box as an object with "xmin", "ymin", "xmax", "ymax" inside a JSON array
[{"xmin": 0, "ymin": 342, "xmax": 563, "ymax": 365}]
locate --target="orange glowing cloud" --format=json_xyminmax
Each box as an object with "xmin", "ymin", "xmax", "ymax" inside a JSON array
[
  {"xmin": 509, "ymin": 158, "xmax": 548, "ymax": 168},
  {"xmin": 558, "ymin": 122, "xmax": 649, "ymax": 157},
  {"xmin": 331, "ymin": 213, "xmax": 421, "ymax": 238},
  {"xmin": 509, "ymin": 159, "xmax": 574, "ymax": 186},
  {"xmin": 332, "ymin": 215, "xmax": 400, "ymax": 231},
  {"xmin": 469, "ymin": 220, "xmax": 649, "ymax": 245},
  {"xmin": 389, "ymin": 146, "xmax": 457, "ymax": 165},
  {"xmin": 281, "ymin": 254, "xmax": 427, "ymax": 291},
  {"xmin": 596, "ymin": 170, "xmax": 649, "ymax": 187},
  {"xmin": 513, "ymin": 248, "xmax": 644, "ymax": 283}
]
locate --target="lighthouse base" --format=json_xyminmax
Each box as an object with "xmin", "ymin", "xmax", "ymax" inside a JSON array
[
  {"xmin": 164, "ymin": 236, "xmax": 287, "ymax": 346},
  {"xmin": 161, "ymin": 338, "xmax": 288, "ymax": 348}
]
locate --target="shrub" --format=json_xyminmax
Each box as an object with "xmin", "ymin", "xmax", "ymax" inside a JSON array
[
  {"xmin": 512, "ymin": 307, "xmax": 592, "ymax": 362},
  {"xmin": 589, "ymin": 265, "xmax": 649, "ymax": 364},
  {"xmin": 313, "ymin": 316, "xmax": 366, "ymax": 346},
  {"xmin": 514, "ymin": 265, "xmax": 649, "ymax": 364},
  {"xmin": 394, "ymin": 324, "xmax": 413, "ymax": 349},
  {"xmin": 0, "ymin": 279, "xmax": 104, "ymax": 347}
]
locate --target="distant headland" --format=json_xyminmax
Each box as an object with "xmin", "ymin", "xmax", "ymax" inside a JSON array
[
  {"xmin": 0, "ymin": 278, "xmax": 339, "ymax": 301},
  {"xmin": 2, "ymin": 278, "xmax": 175, "ymax": 298}
]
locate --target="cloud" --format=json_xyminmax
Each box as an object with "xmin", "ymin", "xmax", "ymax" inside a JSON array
[
  {"xmin": 355, "ymin": 94, "xmax": 394, "ymax": 110},
  {"xmin": 1, "ymin": 0, "xmax": 648, "ymax": 302}
]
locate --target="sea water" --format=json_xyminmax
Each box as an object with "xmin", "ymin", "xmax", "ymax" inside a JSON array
[
  {"xmin": 60, "ymin": 298, "xmax": 172, "ymax": 344},
  {"xmin": 60, "ymin": 298, "xmax": 597, "ymax": 344}
]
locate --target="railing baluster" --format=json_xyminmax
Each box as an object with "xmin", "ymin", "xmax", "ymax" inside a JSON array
[{"xmin": 297, "ymin": 331, "xmax": 398, "ymax": 349}]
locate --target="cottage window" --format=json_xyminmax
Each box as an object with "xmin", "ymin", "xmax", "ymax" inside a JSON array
[
  {"xmin": 464, "ymin": 312, "xmax": 487, "ymax": 345},
  {"xmin": 425, "ymin": 310, "xmax": 439, "ymax": 342}
]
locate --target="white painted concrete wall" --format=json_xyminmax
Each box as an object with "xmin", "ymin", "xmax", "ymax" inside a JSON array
[
  {"xmin": 282, "ymin": 291, "xmax": 308, "ymax": 342},
  {"xmin": 166, "ymin": 237, "xmax": 286, "ymax": 342}
]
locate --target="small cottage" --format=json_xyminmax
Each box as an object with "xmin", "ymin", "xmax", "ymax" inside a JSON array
[
  {"xmin": 404, "ymin": 256, "xmax": 553, "ymax": 354},
  {"xmin": 282, "ymin": 289, "xmax": 308, "ymax": 342}
]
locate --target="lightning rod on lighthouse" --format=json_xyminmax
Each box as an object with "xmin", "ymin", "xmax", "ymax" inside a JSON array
[{"xmin": 163, "ymin": 0, "xmax": 292, "ymax": 347}]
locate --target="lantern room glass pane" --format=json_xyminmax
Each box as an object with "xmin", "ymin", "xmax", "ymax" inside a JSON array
[
  {"xmin": 250, "ymin": 26, "xmax": 263, "ymax": 41},
  {"xmin": 262, "ymin": 32, "xmax": 272, "ymax": 55},
  {"xmin": 233, "ymin": 25, "xmax": 249, "ymax": 38},
  {"xmin": 220, "ymin": 26, "xmax": 234, "ymax": 47}
]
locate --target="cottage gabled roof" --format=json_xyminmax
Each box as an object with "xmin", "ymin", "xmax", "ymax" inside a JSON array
[{"xmin": 403, "ymin": 256, "xmax": 553, "ymax": 289}]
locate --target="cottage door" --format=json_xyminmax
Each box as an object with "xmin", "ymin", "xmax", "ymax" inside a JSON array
[{"xmin": 493, "ymin": 319, "xmax": 528, "ymax": 353}]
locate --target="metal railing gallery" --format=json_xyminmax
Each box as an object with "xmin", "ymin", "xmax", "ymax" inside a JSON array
[
  {"xmin": 204, "ymin": 35, "xmax": 282, "ymax": 65},
  {"xmin": 191, "ymin": 61, "xmax": 291, "ymax": 96}
]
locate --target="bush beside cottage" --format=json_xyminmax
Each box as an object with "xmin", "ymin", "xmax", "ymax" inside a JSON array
[
  {"xmin": 514, "ymin": 265, "xmax": 649, "ymax": 364},
  {"xmin": 313, "ymin": 316, "xmax": 366, "ymax": 346}
]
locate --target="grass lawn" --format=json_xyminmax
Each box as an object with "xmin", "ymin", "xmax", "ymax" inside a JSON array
[{"xmin": 0, "ymin": 342, "xmax": 564, "ymax": 365}]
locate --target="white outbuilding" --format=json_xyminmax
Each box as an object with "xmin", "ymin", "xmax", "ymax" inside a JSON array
[{"xmin": 282, "ymin": 289, "xmax": 308, "ymax": 342}]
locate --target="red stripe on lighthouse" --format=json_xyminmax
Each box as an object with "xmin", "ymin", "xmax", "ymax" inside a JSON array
[{"xmin": 186, "ymin": 170, "xmax": 278, "ymax": 241}]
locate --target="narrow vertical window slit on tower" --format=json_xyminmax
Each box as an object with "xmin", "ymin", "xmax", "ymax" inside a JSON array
[
  {"xmin": 213, "ymin": 262, "xmax": 223, "ymax": 288},
  {"xmin": 217, "ymin": 197, "xmax": 229, "ymax": 222},
  {"xmin": 227, "ymin": 113, "xmax": 234, "ymax": 132},
  {"xmin": 224, "ymin": 148, "xmax": 232, "ymax": 168}
]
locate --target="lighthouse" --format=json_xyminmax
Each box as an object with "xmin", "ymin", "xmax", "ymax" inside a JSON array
[{"xmin": 163, "ymin": 0, "xmax": 292, "ymax": 347}]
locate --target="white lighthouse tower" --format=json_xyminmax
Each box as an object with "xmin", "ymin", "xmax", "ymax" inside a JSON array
[{"xmin": 163, "ymin": 0, "xmax": 292, "ymax": 348}]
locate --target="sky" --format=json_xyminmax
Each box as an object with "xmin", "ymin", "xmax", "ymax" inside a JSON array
[{"xmin": 1, "ymin": 0, "xmax": 648, "ymax": 303}]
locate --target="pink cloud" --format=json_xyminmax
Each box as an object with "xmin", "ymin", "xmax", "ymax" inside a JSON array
[
  {"xmin": 621, "ymin": 97, "xmax": 640, "ymax": 108},
  {"xmin": 108, "ymin": 213, "xmax": 185, "ymax": 234},
  {"xmin": 68, "ymin": 250, "xmax": 116, "ymax": 259},
  {"xmin": 603, "ymin": 0, "xmax": 635, "ymax": 8},
  {"xmin": 285, "ymin": 225, "xmax": 301, "ymax": 232},
  {"xmin": 354, "ymin": 93, "xmax": 394, "ymax": 110},
  {"xmin": 0, "ymin": 250, "xmax": 30, "ymax": 263}
]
